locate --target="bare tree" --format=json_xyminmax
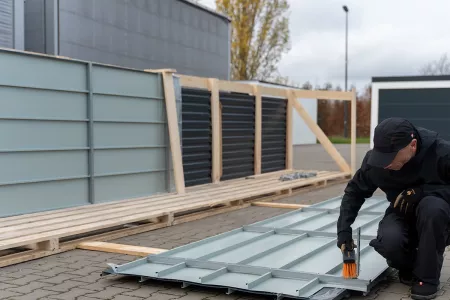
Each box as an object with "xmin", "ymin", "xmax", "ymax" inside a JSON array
[{"xmin": 419, "ymin": 53, "xmax": 450, "ymax": 75}]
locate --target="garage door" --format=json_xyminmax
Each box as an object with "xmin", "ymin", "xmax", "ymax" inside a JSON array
[{"xmin": 379, "ymin": 88, "xmax": 450, "ymax": 141}]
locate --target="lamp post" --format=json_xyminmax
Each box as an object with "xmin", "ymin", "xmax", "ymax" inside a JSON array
[{"xmin": 343, "ymin": 5, "xmax": 349, "ymax": 138}]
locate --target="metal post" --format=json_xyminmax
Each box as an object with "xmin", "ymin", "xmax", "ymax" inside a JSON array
[
  {"xmin": 343, "ymin": 5, "xmax": 349, "ymax": 138},
  {"xmin": 87, "ymin": 62, "xmax": 95, "ymax": 204},
  {"xmin": 357, "ymin": 227, "xmax": 361, "ymax": 277}
]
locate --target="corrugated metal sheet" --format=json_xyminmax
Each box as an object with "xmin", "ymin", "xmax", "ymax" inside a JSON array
[
  {"xmin": 379, "ymin": 88, "xmax": 450, "ymax": 141},
  {"xmin": 221, "ymin": 92, "xmax": 255, "ymax": 181},
  {"xmin": 181, "ymin": 88, "xmax": 212, "ymax": 187},
  {"xmin": 0, "ymin": 0, "xmax": 13, "ymax": 48},
  {"xmin": 0, "ymin": 48, "xmax": 178, "ymax": 217},
  {"xmin": 103, "ymin": 195, "xmax": 390, "ymax": 299},
  {"xmin": 262, "ymin": 96, "xmax": 287, "ymax": 173}
]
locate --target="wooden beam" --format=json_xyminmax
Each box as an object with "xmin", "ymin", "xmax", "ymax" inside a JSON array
[
  {"xmin": 77, "ymin": 241, "xmax": 167, "ymax": 256},
  {"xmin": 209, "ymin": 78, "xmax": 221, "ymax": 183},
  {"xmin": 292, "ymin": 98, "xmax": 351, "ymax": 173},
  {"xmin": 285, "ymin": 90, "xmax": 294, "ymax": 170},
  {"xmin": 219, "ymin": 80, "xmax": 253, "ymax": 95},
  {"xmin": 294, "ymin": 89, "xmax": 353, "ymax": 101},
  {"xmin": 351, "ymin": 88, "xmax": 357, "ymax": 176},
  {"xmin": 253, "ymin": 85, "xmax": 262, "ymax": 175},
  {"xmin": 252, "ymin": 202, "xmax": 310, "ymax": 209},
  {"xmin": 258, "ymin": 85, "xmax": 288, "ymax": 98},
  {"xmin": 178, "ymin": 74, "xmax": 209, "ymax": 90},
  {"xmin": 161, "ymin": 72, "xmax": 186, "ymax": 194}
]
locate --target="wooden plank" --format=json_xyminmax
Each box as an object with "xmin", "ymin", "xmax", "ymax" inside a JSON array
[
  {"xmin": 161, "ymin": 72, "xmax": 186, "ymax": 194},
  {"xmin": 253, "ymin": 85, "xmax": 262, "ymax": 175},
  {"xmin": 219, "ymin": 80, "xmax": 253, "ymax": 95},
  {"xmin": 77, "ymin": 241, "xmax": 167, "ymax": 256},
  {"xmin": 351, "ymin": 88, "xmax": 357, "ymax": 176},
  {"xmin": 251, "ymin": 202, "xmax": 310, "ymax": 209},
  {"xmin": 258, "ymin": 86, "xmax": 288, "ymax": 98},
  {"xmin": 285, "ymin": 90, "xmax": 294, "ymax": 169},
  {"xmin": 292, "ymin": 99, "xmax": 351, "ymax": 173},
  {"xmin": 209, "ymin": 78, "xmax": 221, "ymax": 183},
  {"xmin": 178, "ymin": 74, "xmax": 209, "ymax": 89},
  {"xmin": 294, "ymin": 89, "xmax": 353, "ymax": 101}
]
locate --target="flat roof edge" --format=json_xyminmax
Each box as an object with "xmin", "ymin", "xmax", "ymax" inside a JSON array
[
  {"xmin": 178, "ymin": 0, "xmax": 231, "ymax": 22},
  {"xmin": 372, "ymin": 75, "xmax": 450, "ymax": 83}
]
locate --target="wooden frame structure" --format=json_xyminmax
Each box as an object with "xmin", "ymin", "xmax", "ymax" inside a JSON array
[{"xmin": 177, "ymin": 74, "xmax": 357, "ymax": 190}]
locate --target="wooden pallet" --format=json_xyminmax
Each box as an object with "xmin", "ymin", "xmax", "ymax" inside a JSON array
[{"xmin": 0, "ymin": 169, "xmax": 350, "ymax": 267}]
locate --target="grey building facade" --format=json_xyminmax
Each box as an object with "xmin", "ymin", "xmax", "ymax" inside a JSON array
[
  {"xmin": 24, "ymin": 0, "xmax": 231, "ymax": 79},
  {"xmin": 0, "ymin": 0, "xmax": 24, "ymax": 49}
]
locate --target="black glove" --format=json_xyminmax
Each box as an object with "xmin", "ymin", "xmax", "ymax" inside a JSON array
[
  {"xmin": 393, "ymin": 186, "xmax": 424, "ymax": 217},
  {"xmin": 337, "ymin": 231, "xmax": 354, "ymax": 250}
]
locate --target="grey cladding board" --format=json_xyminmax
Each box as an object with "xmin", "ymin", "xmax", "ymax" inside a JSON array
[
  {"xmin": 103, "ymin": 195, "xmax": 390, "ymax": 299},
  {"xmin": 24, "ymin": 0, "xmax": 46, "ymax": 53},
  {"xmin": 51, "ymin": 0, "xmax": 230, "ymax": 79},
  {"xmin": 0, "ymin": 0, "xmax": 13, "ymax": 48},
  {"xmin": 379, "ymin": 88, "xmax": 450, "ymax": 140},
  {"xmin": 262, "ymin": 97, "xmax": 287, "ymax": 173},
  {"xmin": 221, "ymin": 92, "xmax": 256, "ymax": 181},
  {"xmin": 0, "ymin": 49, "xmax": 174, "ymax": 217},
  {"xmin": 181, "ymin": 88, "xmax": 212, "ymax": 187}
]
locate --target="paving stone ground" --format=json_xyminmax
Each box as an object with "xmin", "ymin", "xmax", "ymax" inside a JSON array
[{"xmin": 1, "ymin": 144, "xmax": 449, "ymax": 300}]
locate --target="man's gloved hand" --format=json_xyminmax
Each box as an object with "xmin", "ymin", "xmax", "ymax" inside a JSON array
[
  {"xmin": 393, "ymin": 186, "xmax": 424, "ymax": 217},
  {"xmin": 337, "ymin": 231, "xmax": 354, "ymax": 250}
]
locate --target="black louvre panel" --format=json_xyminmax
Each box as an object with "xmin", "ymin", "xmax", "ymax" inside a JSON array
[
  {"xmin": 181, "ymin": 88, "xmax": 212, "ymax": 187},
  {"xmin": 220, "ymin": 92, "xmax": 255, "ymax": 181},
  {"xmin": 261, "ymin": 96, "xmax": 287, "ymax": 173}
]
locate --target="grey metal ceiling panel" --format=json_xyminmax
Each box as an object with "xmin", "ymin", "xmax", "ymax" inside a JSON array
[{"xmin": 103, "ymin": 195, "xmax": 391, "ymax": 299}]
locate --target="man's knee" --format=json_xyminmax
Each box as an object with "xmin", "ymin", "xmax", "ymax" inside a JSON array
[
  {"xmin": 416, "ymin": 196, "xmax": 450, "ymax": 221},
  {"xmin": 370, "ymin": 214, "xmax": 408, "ymax": 263}
]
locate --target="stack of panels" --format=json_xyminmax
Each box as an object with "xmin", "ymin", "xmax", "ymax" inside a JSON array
[
  {"xmin": 103, "ymin": 195, "xmax": 390, "ymax": 299},
  {"xmin": 181, "ymin": 88, "xmax": 212, "ymax": 187},
  {"xmin": 220, "ymin": 92, "xmax": 255, "ymax": 181},
  {"xmin": 261, "ymin": 96, "xmax": 287, "ymax": 173}
]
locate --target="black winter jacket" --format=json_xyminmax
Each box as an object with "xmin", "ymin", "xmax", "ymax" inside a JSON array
[{"xmin": 337, "ymin": 127, "xmax": 450, "ymax": 237}]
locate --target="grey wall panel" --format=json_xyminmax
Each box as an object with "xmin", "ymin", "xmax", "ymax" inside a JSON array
[
  {"xmin": 52, "ymin": 0, "xmax": 230, "ymax": 79},
  {"xmin": 0, "ymin": 0, "xmax": 13, "ymax": 48},
  {"xmin": 221, "ymin": 92, "xmax": 255, "ymax": 181},
  {"xmin": 0, "ymin": 180, "xmax": 89, "ymax": 217},
  {"xmin": 0, "ymin": 50, "xmax": 87, "ymax": 91},
  {"xmin": 378, "ymin": 88, "xmax": 450, "ymax": 141},
  {"xmin": 94, "ymin": 172, "xmax": 166, "ymax": 204},
  {"xmin": 0, "ymin": 87, "xmax": 87, "ymax": 120},
  {"xmin": 261, "ymin": 97, "xmax": 287, "ymax": 173},
  {"xmin": 0, "ymin": 151, "xmax": 88, "ymax": 184}
]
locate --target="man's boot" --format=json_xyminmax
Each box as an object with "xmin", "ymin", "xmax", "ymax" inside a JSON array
[{"xmin": 410, "ymin": 281, "xmax": 438, "ymax": 300}]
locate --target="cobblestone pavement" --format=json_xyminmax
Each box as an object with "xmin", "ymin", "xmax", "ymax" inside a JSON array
[{"xmin": 1, "ymin": 145, "xmax": 449, "ymax": 299}]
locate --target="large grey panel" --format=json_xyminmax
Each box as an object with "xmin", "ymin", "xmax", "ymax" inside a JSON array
[
  {"xmin": 24, "ymin": 0, "xmax": 46, "ymax": 52},
  {"xmin": 0, "ymin": 48, "xmax": 178, "ymax": 216},
  {"xmin": 54, "ymin": 0, "xmax": 230, "ymax": 79},
  {"xmin": 103, "ymin": 196, "xmax": 390, "ymax": 299}
]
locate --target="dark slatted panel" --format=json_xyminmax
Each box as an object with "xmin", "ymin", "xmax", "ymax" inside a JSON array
[
  {"xmin": 261, "ymin": 97, "xmax": 287, "ymax": 173},
  {"xmin": 181, "ymin": 88, "xmax": 212, "ymax": 187},
  {"xmin": 221, "ymin": 92, "xmax": 255, "ymax": 181},
  {"xmin": 379, "ymin": 88, "xmax": 450, "ymax": 141}
]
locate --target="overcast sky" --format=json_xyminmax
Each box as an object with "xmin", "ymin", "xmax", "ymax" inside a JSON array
[{"xmin": 199, "ymin": 0, "xmax": 450, "ymax": 91}]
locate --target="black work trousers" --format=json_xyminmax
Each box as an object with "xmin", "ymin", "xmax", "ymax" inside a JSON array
[{"xmin": 369, "ymin": 195, "xmax": 450, "ymax": 286}]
